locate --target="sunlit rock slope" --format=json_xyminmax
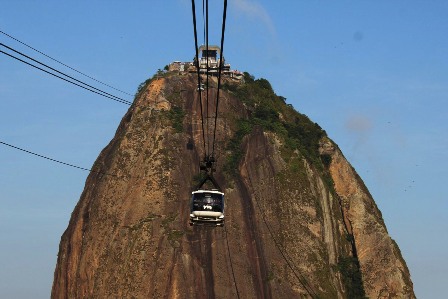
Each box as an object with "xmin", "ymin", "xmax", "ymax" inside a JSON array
[{"xmin": 52, "ymin": 71, "xmax": 415, "ymax": 299}]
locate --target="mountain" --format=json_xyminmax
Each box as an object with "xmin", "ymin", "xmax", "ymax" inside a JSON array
[{"xmin": 52, "ymin": 71, "xmax": 414, "ymax": 298}]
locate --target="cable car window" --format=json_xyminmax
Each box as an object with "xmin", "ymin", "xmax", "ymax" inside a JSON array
[{"xmin": 192, "ymin": 193, "xmax": 223, "ymax": 212}]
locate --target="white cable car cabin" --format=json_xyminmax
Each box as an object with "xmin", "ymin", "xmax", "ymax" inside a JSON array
[{"xmin": 190, "ymin": 189, "xmax": 225, "ymax": 226}]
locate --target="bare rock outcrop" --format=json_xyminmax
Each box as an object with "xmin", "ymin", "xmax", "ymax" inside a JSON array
[
  {"xmin": 321, "ymin": 138, "xmax": 414, "ymax": 298},
  {"xmin": 52, "ymin": 73, "xmax": 414, "ymax": 298}
]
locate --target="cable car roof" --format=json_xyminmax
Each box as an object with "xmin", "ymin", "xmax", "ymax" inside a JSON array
[{"xmin": 192, "ymin": 189, "xmax": 224, "ymax": 195}]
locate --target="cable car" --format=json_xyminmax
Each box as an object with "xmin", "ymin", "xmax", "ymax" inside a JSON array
[
  {"xmin": 189, "ymin": 161, "xmax": 224, "ymax": 226},
  {"xmin": 190, "ymin": 189, "xmax": 224, "ymax": 226}
]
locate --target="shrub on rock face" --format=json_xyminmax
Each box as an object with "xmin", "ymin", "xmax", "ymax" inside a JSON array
[
  {"xmin": 52, "ymin": 72, "xmax": 415, "ymax": 299},
  {"xmin": 254, "ymin": 78, "xmax": 273, "ymax": 92},
  {"xmin": 166, "ymin": 106, "xmax": 185, "ymax": 133},
  {"xmin": 337, "ymin": 256, "xmax": 367, "ymax": 299}
]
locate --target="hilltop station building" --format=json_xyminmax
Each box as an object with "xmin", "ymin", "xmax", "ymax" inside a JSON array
[{"xmin": 168, "ymin": 45, "xmax": 243, "ymax": 80}]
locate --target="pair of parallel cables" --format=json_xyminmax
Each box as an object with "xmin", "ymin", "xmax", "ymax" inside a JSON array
[
  {"xmin": 190, "ymin": 0, "xmax": 227, "ymax": 164},
  {"xmin": 190, "ymin": 4, "xmax": 318, "ymax": 298},
  {"xmin": 0, "ymin": 30, "xmax": 131, "ymax": 176},
  {"xmin": 0, "ymin": 30, "xmax": 132, "ymax": 105}
]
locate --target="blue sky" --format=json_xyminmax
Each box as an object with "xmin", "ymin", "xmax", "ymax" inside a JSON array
[{"xmin": 1, "ymin": 1, "xmax": 447, "ymax": 298}]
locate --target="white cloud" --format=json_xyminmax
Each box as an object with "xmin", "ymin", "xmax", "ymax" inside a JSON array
[
  {"xmin": 345, "ymin": 115, "xmax": 372, "ymax": 134},
  {"xmin": 232, "ymin": 0, "xmax": 276, "ymax": 36},
  {"xmin": 344, "ymin": 114, "xmax": 373, "ymax": 160}
]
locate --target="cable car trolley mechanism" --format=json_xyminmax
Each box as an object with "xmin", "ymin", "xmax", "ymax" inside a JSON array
[
  {"xmin": 189, "ymin": 0, "xmax": 228, "ymax": 227},
  {"xmin": 190, "ymin": 157, "xmax": 224, "ymax": 226}
]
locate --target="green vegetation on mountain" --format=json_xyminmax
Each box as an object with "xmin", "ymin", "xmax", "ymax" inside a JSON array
[
  {"xmin": 337, "ymin": 256, "xmax": 367, "ymax": 299},
  {"xmin": 223, "ymin": 72, "xmax": 327, "ymax": 175}
]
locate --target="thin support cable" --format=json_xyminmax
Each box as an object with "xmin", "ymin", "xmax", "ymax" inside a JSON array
[
  {"xmin": 1, "ymin": 43, "xmax": 130, "ymax": 104},
  {"xmin": 0, "ymin": 30, "xmax": 132, "ymax": 96},
  {"xmin": 0, "ymin": 140, "xmax": 125, "ymax": 178},
  {"xmin": 0, "ymin": 50, "xmax": 131, "ymax": 105},
  {"xmin": 244, "ymin": 165, "xmax": 319, "ymax": 298},
  {"xmin": 202, "ymin": 0, "xmax": 206, "ymax": 44},
  {"xmin": 211, "ymin": 0, "xmax": 228, "ymax": 157},
  {"xmin": 191, "ymin": 0, "xmax": 207, "ymax": 156},
  {"xmin": 224, "ymin": 224, "xmax": 241, "ymax": 299},
  {"xmin": 205, "ymin": 0, "xmax": 210, "ymax": 158}
]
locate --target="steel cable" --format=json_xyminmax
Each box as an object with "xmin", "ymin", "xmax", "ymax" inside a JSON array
[
  {"xmin": 0, "ymin": 50, "xmax": 132, "ymax": 105},
  {"xmin": 191, "ymin": 0, "xmax": 207, "ymax": 157},
  {"xmin": 0, "ymin": 30, "xmax": 132, "ymax": 96},
  {"xmin": 1, "ymin": 43, "xmax": 131, "ymax": 104},
  {"xmin": 205, "ymin": 0, "xmax": 210, "ymax": 157},
  {"xmin": 211, "ymin": 0, "xmax": 227, "ymax": 157},
  {"xmin": 224, "ymin": 224, "xmax": 241, "ymax": 299},
  {"xmin": 244, "ymin": 165, "xmax": 319, "ymax": 298},
  {"xmin": 0, "ymin": 140, "xmax": 126, "ymax": 178}
]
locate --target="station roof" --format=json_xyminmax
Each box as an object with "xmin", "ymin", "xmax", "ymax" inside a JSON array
[{"xmin": 198, "ymin": 45, "xmax": 221, "ymax": 54}]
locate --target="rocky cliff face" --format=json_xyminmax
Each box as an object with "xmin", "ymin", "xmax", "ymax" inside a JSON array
[{"xmin": 52, "ymin": 72, "xmax": 414, "ymax": 298}]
